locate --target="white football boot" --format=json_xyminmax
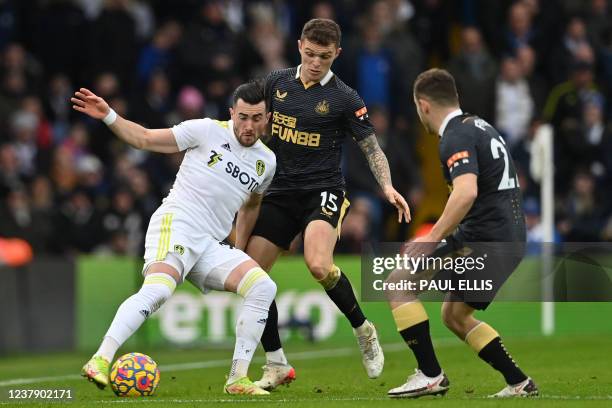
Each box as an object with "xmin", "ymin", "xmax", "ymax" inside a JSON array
[
  {"xmin": 253, "ymin": 363, "xmax": 296, "ymax": 391},
  {"xmin": 490, "ymin": 377, "xmax": 538, "ymax": 398},
  {"xmin": 388, "ymin": 369, "xmax": 450, "ymax": 398},
  {"xmin": 353, "ymin": 320, "xmax": 384, "ymax": 378}
]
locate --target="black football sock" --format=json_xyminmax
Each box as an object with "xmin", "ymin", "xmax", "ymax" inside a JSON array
[
  {"xmin": 324, "ymin": 272, "xmax": 366, "ymax": 328},
  {"xmin": 478, "ymin": 337, "xmax": 527, "ymax": 385},
  {"xmin": 399, "ymin": 320, "xmax": 442, "ymax": 377},
  {"xmin": 392, "ymin": 302, "xmax": 442, "ymax": 377},
  {"xmin": 465, "ymin": 322, "xmax": 527, "ymax": 385},
  {"xmin": 260, "ymin": 300, "xmax": 282, "ymax": 352}
]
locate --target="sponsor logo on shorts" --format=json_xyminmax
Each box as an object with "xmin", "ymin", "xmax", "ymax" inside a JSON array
[{"xmin": 321, "ymin": 207, "xmax": 334, "ymax": 218}]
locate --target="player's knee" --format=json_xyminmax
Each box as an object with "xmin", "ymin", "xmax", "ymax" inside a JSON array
[
  {"xmin": 441, "ymin": 308, "xmax": 456, "ymax": 331},
  {"xmin": 306, "ymin": 257, "xmax": 334, "ymax": 280},
  {"xmin": 238, "ymin": 267, "xmax": 277, "ymax": 305},
  {"xmin": 254, "ymin": 276, "xmax": 277, "ymax": 303},
  {"xmin": 441, "ymin": 304, "xmax": 470, "ymax": 333},
  {"xmin": 313, "ymin": 264, "xmax": 341, "ymax": 290}
]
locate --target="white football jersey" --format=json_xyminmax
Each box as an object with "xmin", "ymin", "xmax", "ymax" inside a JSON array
[{"xmin": 154, "ymin": 118, "xmax": 276, "ymax": 241}]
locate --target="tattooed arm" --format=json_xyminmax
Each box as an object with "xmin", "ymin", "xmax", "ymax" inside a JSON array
[
  {"xmin": 357, "ymin": 134, "xmax": 411, "ymax": 222},
  {"xmin": 358, "ymin": 134, "xmax": 393, "ymax": 189}
]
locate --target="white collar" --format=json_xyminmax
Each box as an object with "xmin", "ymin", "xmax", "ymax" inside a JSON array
[
  {"xmin": 227, "ymin": 119, "xmax": 240, "ymax": 148},
  {"xmin": 295, "ymin": 65, "xmax": 334, "ymax": 86},
  {"xmin": 438, "ymin": 108, "xmax": 463, "ymax": 137}
]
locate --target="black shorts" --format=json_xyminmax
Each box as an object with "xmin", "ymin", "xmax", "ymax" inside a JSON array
[
  {"xmin": 252, "ymin": 189, "xmax": 350, "ymax": 250},
  {"xmin": 428, "ymin": 231, "xmax": 525, "ymax": 310}
]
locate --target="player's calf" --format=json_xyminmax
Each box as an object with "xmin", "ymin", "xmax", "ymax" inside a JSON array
[
  {"xmin": 227, "ymin": 267, "xmax": 277, "ymax": 387},
  {"xmin": 318, "ymin": 265, "xmax": 367, "ymax": 329}
]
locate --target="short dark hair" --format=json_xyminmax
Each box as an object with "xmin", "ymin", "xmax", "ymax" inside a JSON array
[
  {"xmin": 301, "ymin": 18, "xmax": 341, "ymax": 47},
  {"xmin": 413, "ymin": 68, "xmax": 459, "ymax": 107},
  {"xmin": 232, "ymin": 80, "xmax": 266, "ymax": 109}
]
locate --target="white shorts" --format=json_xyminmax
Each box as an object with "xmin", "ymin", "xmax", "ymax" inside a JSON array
[{"xmin": 143, "ymin": 211, "xmax": 251, "ymax": 293}]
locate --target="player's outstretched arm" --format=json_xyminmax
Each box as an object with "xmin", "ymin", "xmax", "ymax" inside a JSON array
[
  {"xmin": 235, "ymin": 193, "xmax": 264, "ymax": 250},
  {"xmin": 358, "ymin": 134, "xmax": 411, "ymax": 223},
  {"xmin": 71, "ymin": 88, "xmax": 179, "ymax": 154}
]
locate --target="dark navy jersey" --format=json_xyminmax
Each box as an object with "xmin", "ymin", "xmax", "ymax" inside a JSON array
[
  {"xmin": 440, "ymin": 114, "xmax": 525, "ymax": 242},
  {"xmin": 263, "ymin": 66, "xmax": 374, "ymax": 192}
]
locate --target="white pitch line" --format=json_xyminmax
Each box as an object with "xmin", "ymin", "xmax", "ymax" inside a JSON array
[
  {"xmin": 0, "ymin": 342, "xmax": 416, "ymax": 387},
  {"xmin": 71, "ymin": 395, "xmax": 612, "ymax": 403},
  {"xmin": 2, "ymin": 395, "xmax": 609, "ymax": 405}
]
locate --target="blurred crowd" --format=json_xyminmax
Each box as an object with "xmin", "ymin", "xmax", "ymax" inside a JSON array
[{"xmin": 0, "ymin": 0, "xmax": 611, "ymax": 258}]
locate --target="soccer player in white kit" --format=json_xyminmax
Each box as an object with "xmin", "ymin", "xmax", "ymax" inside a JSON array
[{"xmin": 73, "ymin": 81, "xmax": 277, "ymax": 395}]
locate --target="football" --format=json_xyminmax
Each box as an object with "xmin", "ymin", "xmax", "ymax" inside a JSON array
[{"xmin": 110, "ymin": 352, "xmax": 160, "ymax": 397}]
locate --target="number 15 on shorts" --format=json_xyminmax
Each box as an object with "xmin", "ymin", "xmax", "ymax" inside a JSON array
[{"xmin": 320, "ymin": 191, "xmax": 338, "ymax": 212}]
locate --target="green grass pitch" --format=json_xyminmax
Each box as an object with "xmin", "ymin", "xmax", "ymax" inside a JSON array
[{"xmin": 1, "ymin": 335, "xmax": 611, "ymax": 407}]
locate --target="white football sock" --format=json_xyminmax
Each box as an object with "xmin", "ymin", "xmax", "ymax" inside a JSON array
[
  {"xmin": 95, "ymin": 336, "xmax": 120, "ymax": 362},
  {"xmin": 354, "ymin": 320, "xmax": 373, "ymax": 337},
  {"xmin": 265, "ymin": 348, "xmax": 288, "ymax": 365},
  {"xmin": 96, "ymin": 273, "xmax": 176, "ymax": 362},
  {"xmin": 229, "ymin": 268, "xmax": 277, "ymax": 381},
  {"xmin": 227, "ymin": 359, "xmax": 251, "ymax": 384}
]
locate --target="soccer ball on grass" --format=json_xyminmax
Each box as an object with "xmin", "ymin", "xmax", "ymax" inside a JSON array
[{"xmin": 110, "ymin": 352, "xmax": 160, "ymax": 397}]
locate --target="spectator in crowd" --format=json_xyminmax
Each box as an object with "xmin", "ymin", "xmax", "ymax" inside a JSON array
[
  {"xmin": 556, "ymin": 97, "xmax": 612, "ymax": 196},
  {"xmin": 10, "ymin": 109, "xmax": 39, "ymax": 178},
  {"xmin": 57, "ymin": 189, "xmax": 104, "ymax": 253},
  {"xmin": 166, "ymin": 85, "xmax": 205, "ymax": 125},
  {"xmin": 137, "ymin": 20, "xmax": 182, "ymax": 84},
  {"xmin": 0, "ymin": 143, "xmax": 24, "ymax": 198},
  {"xmin": 544, "ymin": 59, "xmax": 605, "ymax": 192},
  {"xmin": 100, "ymin": 187, "xmax": 143, "ymax": 256},
  {"xmin": 584, "ymin": 0, "xmax": 611, "ymax": 53},
  {"xmin": 557, "ymin": 171, "xmax": 607, "ymax": 241},
  {"xmin": 503, "ymin": 1, "xmax": 539, "ymax": 55},
  {"xmin": 32, "ymin": 0, "xmax": 86, "ymax": 82},
  {"xmin": 495, "ymin": 56, "xmax": 534, "ymax": 148},
  {"xmin": 89, "ymin": 0, "xmax": 137, "ymax": 87},
  {"xmin": 549, "ymin": 17, "xmax": 592, "ymax": 85},
  {"xmin": 411, "ymin": 0, "xmax": 451, "ymax": 64},
  {"xmin": 131, "ymin": 70, "xmax": 173, "ymax": 129},
  {"xmin": 448, "ymin": 27, "xmax": 497, "ymax": 120},
  {"xmin": 516, "ymin": 45, "xmax": 548, "ymax": 116},
  {"xmin": 0, "ymin": 187, "xmax": 54, "ymax": 253},
  {"xmin": 177, "ymin": 1, "xmax": 239, "ymax": 102},
  {"xmin": 45, "ymin": 74, "xmax": 73, "ymax": 141}
]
